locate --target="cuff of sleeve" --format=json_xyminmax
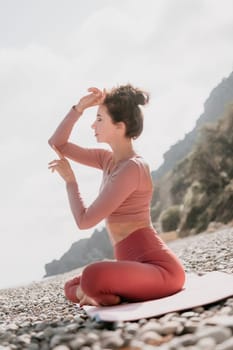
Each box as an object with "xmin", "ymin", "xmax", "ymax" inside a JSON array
[
  {"xmin": 65, "ymin": 107, "xmax": 82, "ymax": 121},
  {"xmin": 66, "ymin": 181, "xmax": 78, "ymax": 189},
  {"xmin": 72, "ymin": 105, "xmax": 83, "ymax": 115}
]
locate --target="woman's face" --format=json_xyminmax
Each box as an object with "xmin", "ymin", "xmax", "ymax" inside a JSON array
[{"xmin": 91, "ymin": 105, "xmax": 120, "ymax": 144}]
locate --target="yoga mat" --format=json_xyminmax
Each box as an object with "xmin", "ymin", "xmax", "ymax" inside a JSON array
[{"xmin": 83, "ymin": 271, "xmax": 233, "ymax": 321}]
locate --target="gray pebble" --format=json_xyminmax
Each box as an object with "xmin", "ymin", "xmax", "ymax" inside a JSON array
[
  {"xmin": 197, "ymin": 337, "xmax": 217, "ymax": 350},
  {"xmin": 85, "ymin": 332, "xmax": 99, "ymax": 344},
  {"xmin": 138, "ymin": 318, "xmax": 147, "ymax": 325},
  {"xmin": 69, "ymin": 336, "xmax": 86, "ymax": 349},
  {"xmin": 33, "ymin": 331, "xmax": 46, "ymax": 340},
  {"xmin": 151, "ymin": 344, "xmax": 171, "ymax": 350},
  {"xmin": 160, "ymin": 321, "xmax": 181, "ymax": 335},
  {"xmin": 169, "ymin": 334, "xmax": 197, "ymax": 348},
  {"xmin": 181, "ymin": 311, "xmax": 198, "ymax": 318},
  {"xmin": 101, "ymin": 333, "xmax": 124, "ymax": 348},
  {"xmin": 184, "ymin": 320, "xmax": 199, "ymax": 333},
  {"xmin": 196, "ymin": 326, "xmax": 232, "ymax": 344},
  {"xmin": 129, "ymin": 339, "xmax": 147, "ymax": 348},
  {"xmin": 160, "ymin": 312, "xmax": 179, "ymax": 322},
  {"xmin": 215, "ymin": 337, "xmax": 233, "ymax": 350},
  {"xmin": 125, "ymin": 322, "xmax": 140, "ymax": 333},
  {"xmin": 27, "ymin": 343, "xmax": 40, "ymax": 350},
  {"xmin": 205, "ymin": 315, "xmax": 233, "ymax": 328},
  {"xmin": 40, "ymin": 340, "xmax": 50, "ymax": 350},
  {"xmin": 140, "ymin": 320, "xmax": 162, "ymax": 334},
  {"xmin": 190, "ymin": 316, "xmax": 203, "ymax": 322},
  {"xmin": 17, "ymin": 333, "xmax": 31, "ymax": 344},
  {"xmin": 144, "ymin": 345, "xmax": 166, "ymax": 350},
  {"xmin": 73, "ymin": 315, "xmax": 83, "ymax": 323},
  {"xmin": 140, "ymin": 330, "xmax": 162, "ymax": 343},
  {"xmin": 34, "ymin": 322, "xmax": 47, "ymax": 332},
  {"xmin": 6, "ymin": 323, "xmax": 18, "ymax": 331},
  {"xmin": 43, "ymin": 326, "xmax": 56, "ymax": 338},
  {"xmin": 53, "ymin": 326, "xmax": 68, "ymax": 335},
  {"xmin": 193, "ymin": 306, "xmax": 205, "ymax": 313},
  {"xmin": 65, "ymin": 314, "xmax": 74, "ymax": 321},
  {"xmin": 218, "ymin": 307, "xmax": 232, "ymax": 315},
  {"xmin": 225, "ymin": 298, "xmax": 233, "ymax": 306},
  {"xmin": 20, "ymin": 320, "xmax": 31, "ymax": 327},
  {"xmin": 52, "ymin": 346, "xmax": 70, "ymax": 350},
  {"xmin": 50, "ymin": 334, "xmax": 75, "ymax": 348},
  {"xmin": 65, "ymin": 323, "xmax": 79, "ymax": 332},
  {"xmin": 91, "ymin": 344, "xmax": 102, "ymax": 350}
]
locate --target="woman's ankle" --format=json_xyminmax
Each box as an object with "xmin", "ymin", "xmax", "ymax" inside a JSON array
[
  {"xmin": 76, "ymin": 285, "xmax": 84, "ymax": 301},
  {"xmin": 100, "ymin": 295, "xmax": 121, "ymax": 306}
]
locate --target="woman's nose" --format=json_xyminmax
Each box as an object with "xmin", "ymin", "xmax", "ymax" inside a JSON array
[{"xmin": 91, "ymin": 121, "xmax": 96, "ymax": 129}]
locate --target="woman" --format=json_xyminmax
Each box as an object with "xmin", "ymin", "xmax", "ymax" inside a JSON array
[{"xmin": 48, "ymin": 84, "xmax": 185, "ymax": 307}]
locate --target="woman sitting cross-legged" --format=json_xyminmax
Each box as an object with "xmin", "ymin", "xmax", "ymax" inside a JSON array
[{"xmin": 48, "ymin": 84, "xmax": 185, "ymax": 307}]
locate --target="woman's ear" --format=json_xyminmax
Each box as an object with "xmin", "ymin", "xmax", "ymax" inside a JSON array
[{"xmin": 116, "ymin": 121, "xmax": 126, "ymax": 134}]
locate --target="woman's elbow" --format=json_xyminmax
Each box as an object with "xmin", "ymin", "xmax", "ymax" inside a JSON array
[
  {"xmin": 48, "ymin": 139, "xmax": 65, "ymax": 152},
  {"xmin": 48, "ymin": 138, "xmax": 55, "ymax": 148},
  {"xmin": 48, "ymin": 136, "xmax": 58, "ymax": 147},
  {"xmin": 77, "ymin": 220, "xmax": 95, "ymax": 230}
]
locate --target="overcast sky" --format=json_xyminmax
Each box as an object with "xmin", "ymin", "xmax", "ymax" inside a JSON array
[{"xmin": 1, "ymin": 0, "xmax": 233, "ymax": 288}]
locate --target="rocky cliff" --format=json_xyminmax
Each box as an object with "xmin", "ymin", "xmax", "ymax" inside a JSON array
[
  {"xmin": 44, "ymin": 227, "xmax": 113, "ymax": 277},
  {"xmin": 151, "ymin": 70, "xmax": 233, "ymax": 230},
  {"xmin": 152, "ymin": 71, "xmax": 233, "ymax": 180},
  {"xmin": 175, "ymin": 106, "xmax": 233, "ymax": 224},
  {"xmin": 152, "ymin": 103, "xmax": 233, "ymax": 236}
]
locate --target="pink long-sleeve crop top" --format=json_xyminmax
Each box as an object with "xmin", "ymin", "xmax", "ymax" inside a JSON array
[{"xmin": 48, "ymin": 108, "xmax": 153, "ymax": 229}]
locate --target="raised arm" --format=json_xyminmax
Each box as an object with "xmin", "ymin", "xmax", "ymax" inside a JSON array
[
  {"xmin": 66, "ymin": 161, "xmax": 140, "ymax": 229},
  {"xmin": 48, "ymin": 106, "xmax": 82, "ymax": 148},
  {"xmin": 48, "ymin": 87, "xmax": 109, "ymax": 169}
]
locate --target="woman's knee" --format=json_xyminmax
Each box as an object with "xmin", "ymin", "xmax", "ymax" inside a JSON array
[
  {"xmin": 81, "ymin": 262, "xmax": 107, "ymax": 296},
  {"xmin": 64, "ymin": 276, "xmax": 81, "ymax": 303},
  {"xmin": 170, "ymin": 267, "xmax": 186, "ymax": 294},
  {"xmin": 178, "ymin": 269, "xmax": 186, "ymax": 290}
]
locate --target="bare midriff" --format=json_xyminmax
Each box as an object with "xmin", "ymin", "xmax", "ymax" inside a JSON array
[{"xmin": 106, "ymin": 220, "xmax": 152, "ymax": 245}]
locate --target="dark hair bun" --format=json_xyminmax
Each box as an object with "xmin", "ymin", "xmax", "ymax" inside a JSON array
[
  {"xmin": 134, "ymin": 90, "xmax": 150, "ymax": 106},
  {"xmin": 114, "ymin": 84, "xmax": 150, "ymax": 106}
]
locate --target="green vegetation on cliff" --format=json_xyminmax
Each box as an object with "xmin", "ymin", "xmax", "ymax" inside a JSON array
[
  {"xmin": 152, "ymin": 104, "xmax": 233, "ymax": 236},
  {"xmin": 152, "ymin": 71, "xmax": 233, "ymax": 180}
]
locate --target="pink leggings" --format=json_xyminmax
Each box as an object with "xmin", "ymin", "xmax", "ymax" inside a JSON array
[{"xmin": 64, "ymin": 227, "xmax": 185, "ymax": 305}]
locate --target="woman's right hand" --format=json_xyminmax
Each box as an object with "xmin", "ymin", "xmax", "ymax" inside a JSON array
[{"xmin": 75, "ymin": 87, "xmax": 106, "ymax": 113}]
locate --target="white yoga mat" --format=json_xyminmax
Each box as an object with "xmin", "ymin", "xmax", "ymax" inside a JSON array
[{"xmin": 83, "ymin": 271, "xmax": 233, "ymax": 321}]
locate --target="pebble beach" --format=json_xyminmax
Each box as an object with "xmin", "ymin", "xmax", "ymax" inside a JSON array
[{"xmin": 1, "ymin": 225, "xmax": 233, "ymax": 350}]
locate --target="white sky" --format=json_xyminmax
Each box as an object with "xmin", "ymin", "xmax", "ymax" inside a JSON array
[{"xmin": 0, "ymin": 0, "xmax": 233, "ymax": 288}]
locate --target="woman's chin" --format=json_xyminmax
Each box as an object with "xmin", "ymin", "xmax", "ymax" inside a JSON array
[
  {"xmin": 95, "ymin": 135, "xmax": 108, "ymax": 144},
  {"xmin": 96, "ymin": 137, "xmax": 104, "ymax": 143}
]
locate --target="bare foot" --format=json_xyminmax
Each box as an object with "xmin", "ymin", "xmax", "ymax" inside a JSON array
[
  {"xmin": 101, "ymin": 295, "xmax": 121, "ymax": 306},
  {"xmin": 76, "ymin": 284, "xmax": 84, "ymax": 301},
  {"xmin": 76, "ymin": 285, "xmax": 99, "ymax": 307},
  {"xmin": 76, "ymin": 285, "xmax": 121, "ymax": 306},
  {"xmin": 79, "ymin": 294, "xmax": 99, "ymax": 307}
]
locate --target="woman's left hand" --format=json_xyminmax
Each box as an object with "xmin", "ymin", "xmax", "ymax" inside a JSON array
[{"xmin": 48, "ymin": 146, "xmax": 76, "ymax": 183}]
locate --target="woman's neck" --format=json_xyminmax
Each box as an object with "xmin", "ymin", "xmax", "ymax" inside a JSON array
[{"xmin": 109, "ymin": 139, "xmax": 136, "ymax": 164}]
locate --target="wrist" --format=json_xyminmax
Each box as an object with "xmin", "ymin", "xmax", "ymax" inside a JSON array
[
  {"xmin": 66, "ymin": 177, "xmax": 76, "ymax": 184},
  {"xmin": 72, "ymin": 104, "xmax": 84, "ymax": 115}
]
